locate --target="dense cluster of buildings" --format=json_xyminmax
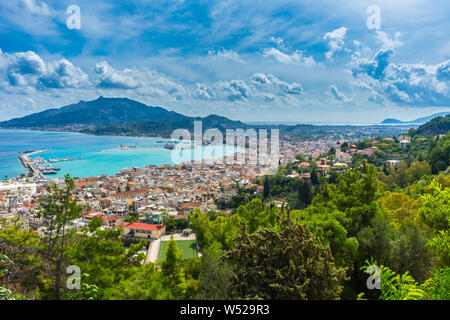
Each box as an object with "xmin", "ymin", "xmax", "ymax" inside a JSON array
[{"xmin": 1, "ymin": 134, "xmax": 407, "ymax": 244}]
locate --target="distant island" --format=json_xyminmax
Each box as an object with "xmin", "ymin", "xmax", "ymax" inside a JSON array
[
  {"xmin": 381, "ymin": 111, "xmax": 450, "ymax": 124},
  {"xmin": 0, "ymin": 96, "xmax": 249, "ymax": 137},
  {"xmin": 0, "ymin": 96, "xmax": 417, "ymax": 139}
]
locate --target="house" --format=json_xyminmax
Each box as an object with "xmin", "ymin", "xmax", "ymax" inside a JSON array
[
  {"xmin": 300, "ymin": 172, "xmax": 311, "ymax": 179},
  {"xmin": 256, "ymin": 186, "xmax": 264, "ymax": 196},
  {"xmin": 179, "ymin": 202, "xmax": 202, "ymax": 214},
  {"xmin": 299, "ymin": 162, "xmax": 310, "ymax": 168},
  {"xmin": 357, "ymin": 149, "xmax": 374, "ymax": 157},
  {"xmin": 101, "ymin": 215, "xmax": 123, "ymax": 228},
  {"xmin": 400, "ymin": 139, "xmax": 410, "ymax": 148},
  {"xmin": 399, "ymin": 135, "xmax": 411, "ymax": 148},
  {"xmin": 386, "ymin": 160, "xmax": 401, "ymax": 166},
  {"xmin": 122, "ymin": 222, "xmax": 166, "ymax": 240},
  {"xmin": 110, "ymin": 188, "xmax": 148, "ymax": 200}
]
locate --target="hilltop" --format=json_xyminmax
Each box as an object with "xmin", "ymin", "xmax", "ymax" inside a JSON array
[
  {"xmin": 408, "ymin": 113, "xmax": 450, "ymax": 136},
  {"xmin": 381, "ymin": 111, "xmax": 450, "ymax": 124},
  {"xmin": 0, "ymin": 97, "xmax": 248, "ymax": 137}
]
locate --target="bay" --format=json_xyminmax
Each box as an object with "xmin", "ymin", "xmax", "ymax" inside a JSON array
[{"xmin": 0, "ymin": 129, "xmax": 236, "ymax": 180}]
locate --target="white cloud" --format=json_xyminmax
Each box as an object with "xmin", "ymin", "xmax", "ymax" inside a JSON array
[
  {"xmin": 263, "ymin": 47, "xmax": 318, "ymax": 67},
  {"xmin": 323, "ymin": 27, "xmax": 348, "ymax": 59},
  {"xmin": 94, "ymin": 62, "xmax": 187, "ymax": 100},
  {"xmin": 250, "ymin": 73, "xmax": 303, "ymax": 96},
  {"xmin": 95, "ymin": 61, "xmax": 140, "ymax": 89},
  {"xmin": 270, "ymin": 36, "xmax": 285, "ymax": 48},
  {"xmin": 194, "ymin": 82, "xmax": 216, "ymax": 100},
  {"xmin": 208, "ymin": 48, "xmax": 244, "ymax": 63},
  {"xmin": 330, "ymin": 85, "xmax": 354, "ymax": 104},
  {"xmin": 21, "ymin": 0, "xmax": 51, "ymax": 16},
  {"xmin": 40, "ymin": 59, "xmax": 89, "ymax": 89},
  {"xmin": 350, "ymin": 49, "xmax": 450, "ymax": 106},
  {"xmin": 222, "ymin": 79, "xmax": 251, "ymax": 101},
  {"xmin": 375, "ymin": 31, "xmax": 403, "ymax": 50},
  {"xmin": 1, "ymin": 50, "xmax": 88, "ymax": 89}
]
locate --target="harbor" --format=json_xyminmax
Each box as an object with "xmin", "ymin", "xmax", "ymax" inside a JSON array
[
  {"xmin": 18, "ymin": 149, "xmax": 50, "ymax": 179},
  {"xmin": 18, "ymin": 149, "xmax": 80, "ymax": 179}
]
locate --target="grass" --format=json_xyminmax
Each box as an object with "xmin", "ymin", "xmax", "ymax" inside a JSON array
[{"xmin": 158, "ymin": 240, "xmax": 197, "ymax": 261}]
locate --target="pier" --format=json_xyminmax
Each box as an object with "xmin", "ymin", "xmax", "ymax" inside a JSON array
[{"xmin": 18, "ymin": 148, "xmax": 51, "ymax": 179}]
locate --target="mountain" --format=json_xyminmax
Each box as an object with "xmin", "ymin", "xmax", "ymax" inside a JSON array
[
  {"xmin": 0, "ymin": 97, "xmax": 188, "ymax": 130},
  {"xmin": 381, "ymin": 111, "xmax": 450, "ymax": 124},
  {"xmin": 85, "ymin": 113, "xmax": 250, "ymax": 137},
  {"xmin": 408, "ymin": 114, "xmax": 450, "ymax": 136},
  {"xmin": 0, "ymin": 97, "xmax": 248, "ymax": 137}
]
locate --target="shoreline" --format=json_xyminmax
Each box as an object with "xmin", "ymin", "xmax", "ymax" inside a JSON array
[
  {"xmin": 18, "ymin": 148, "xmax": 51, "ymax": 179},
  {"xmin": 9, "ymin": 141, "xmax": 246, "ymax": 182}
]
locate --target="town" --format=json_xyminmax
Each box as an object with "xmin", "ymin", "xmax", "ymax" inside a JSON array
[{"xmin": 0, "ymin": 131, "xmax": 413, "ymax": 262}]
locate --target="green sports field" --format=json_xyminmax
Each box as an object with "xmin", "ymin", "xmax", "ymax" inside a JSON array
[{"xmin": 158, "ymin": 240, "xmax": 198, "ymax": 261}]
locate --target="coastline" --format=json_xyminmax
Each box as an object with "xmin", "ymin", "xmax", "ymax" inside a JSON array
[{"xmin": 2, "ymin": 129, "xmax": 246, "ymax": 181}]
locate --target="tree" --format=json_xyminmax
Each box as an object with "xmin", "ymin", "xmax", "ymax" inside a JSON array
[
  {"xmin": 161, "ymin": 235, "xmax": 186, "ymax": 298},
  {"xmin": 389, "ymin": 222, "xmax": 432, "ymax": 283},
  {"xmin": 226, "ymin": 209, "xmax": 347, "ymax": 299},
  {"xmin": 381, "ymin": 192, "xmax": 419, "ymax": 226},
  {"xmin": 165, "ymin": 217, "xmax": 177, "ymax": 232},
  {"xmin": 38, "ymin": 175, "xmax": 83, "ymax": 300},
  {"xmin": 104, "ymin": 264, "xmax": 172, "ymax": 300},
  {"xmin": 297, "ymin": 180, "xmax": 313, "ymax": 208},
  {"xmin": 418, "ymin": 179, "xmax": 450, "ymax": 231},
  {"xmin": 316, "ymin": 160, "xmax": 382, "ymax": 236},
  {"xmin": 263, "ymin": 176, "xmax": 270, "ymax": 199},
  {"xmin": 88, "ymin": 217, "xmax": 103, "ymax": 232},
  {"xmin": 124, "ymin": 211, "xmax": 138, "ymax": 222},
  {"xmin": 310, "ymin": 168, "xmax": 319, "ymax": 185},
  {"xmin": 359, "ymin": 261, "xmax": 426, "ymax": 300},
  {"xmin": 291, "ymin": 205, "xmax": 358, "ymax": 269},
  {"xmin": 0, "ymin": 254, "xmax": 14, "ymax": 300},
  {"xmin": 0, "ymin": 217, "xmax": 44, "ymax": 298},
  {"xmin": 359, "ymin": 261, "xmax": 450, "ymax": 300},
  {"xmin": 236, "ymin": 198, "xmax": 276, "ymax": 234},
  {"xmin": 197, "ymin": 249, "xmax": 234, "ymax": 299},
  {"xmin": 427, "ymin": 230, "xmax": 450, "ymax": 268},
  {"xmin": 66, "ymin": 228, "xmax": 146, "ymax": 299}
]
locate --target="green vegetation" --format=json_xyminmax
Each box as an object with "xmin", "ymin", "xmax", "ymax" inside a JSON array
[
  {"xmin": 409, "ymin": 114, "xmax": 450, "ymax": 137},
  {"xmin": 158, "ymin": 240, "xmax": 197, "ymax": 261},
  {"xmin": 1, "ymin": 117, "xmax": 449, "ymax": 300}
]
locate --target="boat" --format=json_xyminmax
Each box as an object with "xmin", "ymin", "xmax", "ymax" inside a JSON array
[
  {"xmin": 164, "ymin": 143, "xmax": 175, "ymax": 150},
  {"xmin": 42, "ymin": 169, "xmax": 57, "ymax": 175}
]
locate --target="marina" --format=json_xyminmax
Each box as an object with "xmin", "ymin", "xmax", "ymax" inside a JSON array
[
  {"xmin": 18, "ymin": 149, "xmax": 50, "ymax": 179},
  {"xmin": 18, "ymin": 149, "xmax": 81, "ymax": 178}
]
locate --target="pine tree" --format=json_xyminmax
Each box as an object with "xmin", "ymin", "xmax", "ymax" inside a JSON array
[
  {"xmin": 162, "ymin": 235, "xmax": 186, "ymax": 298},
  {"xmin": 39, "ymin": 174, "xmax": 83, "ymax": 300},
  {"xmin": 311, "ymin": 168, "xmax": 319, "ymax": 185},
  {"xmin": 263, "ymin": 176, "xmax": 270, "ymax": 199}
]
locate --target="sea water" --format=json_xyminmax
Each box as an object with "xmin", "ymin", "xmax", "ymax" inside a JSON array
[{"xmin": 0, "ymin": 129, "xmax": 238, "ymax": 180}]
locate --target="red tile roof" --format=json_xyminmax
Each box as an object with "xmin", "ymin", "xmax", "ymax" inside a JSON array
[{"xmin": 124, "ymin": 222, "xmax": 165, "ymax": 231}]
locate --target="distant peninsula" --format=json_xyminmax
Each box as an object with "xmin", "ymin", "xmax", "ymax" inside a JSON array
[{"xmin": 381, "ymin": 111, "xmax": 450, "ymax": 124}]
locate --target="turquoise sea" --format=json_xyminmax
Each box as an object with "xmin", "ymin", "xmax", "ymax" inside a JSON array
[{"xmin": 0, "ymin": 129, "xmax": 235, "ymax": 180}]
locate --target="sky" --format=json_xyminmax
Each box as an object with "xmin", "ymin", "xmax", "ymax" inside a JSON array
[{"xmin": 0, "ymin": 0, "xmax": 449, "ymax": 124}]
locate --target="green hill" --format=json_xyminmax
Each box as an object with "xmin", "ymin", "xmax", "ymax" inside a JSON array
[
  {"xmin": 408, "ymin": 114, "xmax": 450, "ymax": 136},
  {"xmin": 0, "ymin": 97, "xmax": 249, "ymax": 137}
]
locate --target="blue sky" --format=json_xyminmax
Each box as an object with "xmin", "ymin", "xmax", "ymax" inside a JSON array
[{"xmin": 0, "ymin": 0, "xmax": 449, "ymax": 123}]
